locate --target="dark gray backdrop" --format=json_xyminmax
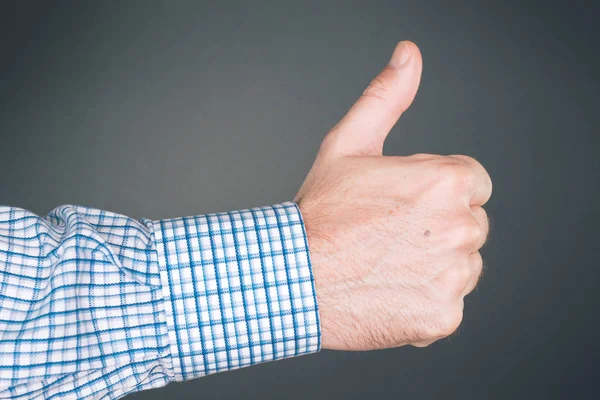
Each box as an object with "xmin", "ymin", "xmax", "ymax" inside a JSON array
[{"xmin": 1, "ymin": 1, "xmax": 598, "ymax": 399}]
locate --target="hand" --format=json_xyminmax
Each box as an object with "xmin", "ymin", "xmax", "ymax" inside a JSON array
[{"xmin": 294, "ymin": 41, "xmax": 492, "ymax": 350}]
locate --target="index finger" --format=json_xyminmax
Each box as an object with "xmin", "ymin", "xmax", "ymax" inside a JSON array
[{"xmin": 450, "ymin": 155, "xmax": 493, "ymax": 206}]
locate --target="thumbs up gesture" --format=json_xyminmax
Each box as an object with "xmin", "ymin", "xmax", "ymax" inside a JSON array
[{"xmin": 295, "ymin": 41, "xmax": 492, "ymax": 350}]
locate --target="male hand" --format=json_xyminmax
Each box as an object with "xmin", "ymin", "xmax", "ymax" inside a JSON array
[{"xmin": 295, "ymin": 41, "xmax": 492, "ymax": 350}]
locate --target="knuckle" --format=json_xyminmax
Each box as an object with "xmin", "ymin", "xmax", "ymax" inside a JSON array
[
  {"xmin": 486, "ymin": 173, "xmax": 493, "ymax": 196},
  {"xmin": 419, "ymin": 323, "xmax": 440, "ymax": 343},
  {"xmin": 470, "ymin": 221, "xmax": 484, "ymax": 244},
  {"xmin": 452, "ymin": 155, "xmax": 493, "ymax": 194},
  {"xmin": 449, "ymin": 155, "xmax": 486, "ymax": 179},
  {"xmin": 438, "ymin": 162, "xmax": 470, "ymax": 188},
  {"xmin": 454, "ymin": 218, "xmax": 482, "ymax": 246},
  {"xmin": 472, "ymin": 250, "xmax": 484, "ymax": 272},
  {"xmin": 437, "ymin": 309, "xmax": 463, "ymax": 337},
  {"xmin": 438, "ymin": 267, "xmax": 470, "ymax": 298},
  {"xmin": 472, "ymin": 251, "xmax": 484, "ymax": 271},
  {"xmin": 362, "ymin": 74, "xmax": 390, "ymax": 101},
  {"xmin": 455, "ymin": 266, "xmax": 472, "ymax": 289},
  {"xmin": 474, "ymin": 205, "xmax": 489, "ymax": 223},
  {"xmin": 474, "ymin": 211, "xmax": 490, "ymax": 246},
  {"xmin": 450, "ymin": 154, "xmax": 479, "ymax": 167}
]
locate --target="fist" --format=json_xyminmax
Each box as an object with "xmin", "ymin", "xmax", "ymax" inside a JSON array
[{"xmin": 295, "ymin": 41, "xmax": 492, "ymax": 350}]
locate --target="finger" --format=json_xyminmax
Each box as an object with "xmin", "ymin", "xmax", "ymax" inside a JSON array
[
  {"xmin": 463, "ymin": 251, "xmax": 483, "ymax": 296},
  {"xmin": 449, "ymin": 155, "xmax": 493, "ymax": 206},
  {"xmin": 321, "ymin": 41, "xmax": 423, "ymax": 158},
  {"xmin": 470, "ymin": 205, "xmax": 490, "ymax": 250}
]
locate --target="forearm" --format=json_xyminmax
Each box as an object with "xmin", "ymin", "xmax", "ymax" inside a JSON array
[{"xmin": 0, "ymin": 202, "xmax": 320, "ymax": 399}]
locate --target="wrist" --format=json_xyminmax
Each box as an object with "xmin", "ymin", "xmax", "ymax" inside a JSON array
[{"xmin": 297, "ymin": 198, "xmax": 341, "ymax": 350}]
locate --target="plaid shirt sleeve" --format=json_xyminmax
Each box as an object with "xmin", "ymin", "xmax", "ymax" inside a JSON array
[{"xmin": 0, "ymin": 202, "xmax": 321, "ymax": 399}]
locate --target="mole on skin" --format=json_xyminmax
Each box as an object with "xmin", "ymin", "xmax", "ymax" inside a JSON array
[{"xmin": 424, "ymin": 230, "xmax": 431, "ymax": 237}]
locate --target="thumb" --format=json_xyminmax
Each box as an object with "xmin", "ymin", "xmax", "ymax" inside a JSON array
[{"xmin": 322, "ymin": 41, "xmax": 423, "ymax": 157}]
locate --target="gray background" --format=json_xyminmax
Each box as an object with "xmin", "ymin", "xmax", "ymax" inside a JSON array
[{"xmin": 1, "ymin": 1, "xmax": 598, "ymax": 399}]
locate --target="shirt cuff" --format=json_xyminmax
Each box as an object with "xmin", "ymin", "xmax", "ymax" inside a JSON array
[{"xmin": 151, "ymin": 201, "xmax": 321, "ymax": 381}]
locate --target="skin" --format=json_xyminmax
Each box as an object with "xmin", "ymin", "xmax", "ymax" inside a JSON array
[{"xmin": 294, "ymin": 41, "xmax": 492, "ymax": 350}]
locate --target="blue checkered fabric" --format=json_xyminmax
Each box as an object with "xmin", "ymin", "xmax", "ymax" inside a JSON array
[{"xmin": 0, "ymin": 202, "xmax": 320, "ymax": 399}]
